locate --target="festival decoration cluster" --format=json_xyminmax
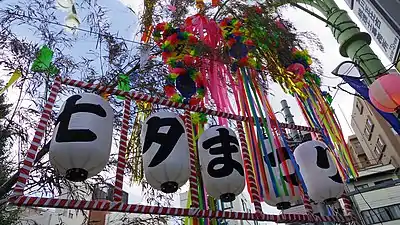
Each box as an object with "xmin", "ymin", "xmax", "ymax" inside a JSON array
[{"xmin": 8, "ymin": 1, "xmax": 361, "ymax": 225}]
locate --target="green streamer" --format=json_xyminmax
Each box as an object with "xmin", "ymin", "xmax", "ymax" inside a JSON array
[
  {"xmin": 246, "ymin": 71, "xmax": 289, "ymax": 197},
  {"xmin": 240, "ymin": 67, "xmax": 280, "ymax": 198}
]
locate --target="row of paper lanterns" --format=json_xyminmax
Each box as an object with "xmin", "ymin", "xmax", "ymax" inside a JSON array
[{"xmin": 49, "ymin": 93, "xmax": 344, "ymax": 209}]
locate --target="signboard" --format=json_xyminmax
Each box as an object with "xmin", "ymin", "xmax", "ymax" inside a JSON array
[
  {"xmin": 344, "ymin": 0, "xmax": 354, "ymax": 9},
  {"xmin": 371, "ymin": 0, "xmax": 400, "ymax": 33},
  {"xmin": 353, "ymin": 0, "xmax": 400, "ymax": 63}
]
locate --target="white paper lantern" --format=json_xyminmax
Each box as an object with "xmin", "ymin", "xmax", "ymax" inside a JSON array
[
  {"xmin": 198, "ymin": 126, "xmax": 245, "ymax": 202},
  {"xmin": 262, "ymin": 137, "xmax": 301, "ymax": 209},
  {"xmin": 294, "ymin": 140, "xmax": 344, "ymax": 203},
  {"xmin": 141, "ymin": 111, "xmax": 190, "ymax": 193},
  {"xmin": 50, "ymin": 93, "xmax": 114, "ymax": 182}
]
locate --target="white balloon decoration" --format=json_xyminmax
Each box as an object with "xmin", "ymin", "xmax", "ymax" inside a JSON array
[
  {"xmin": 262, "ymin": 137, "xmax": 301, "ymax": 209},
  {"xmin": 294, "ymin": 140, "xmax": 344, "ymax": 203},
  {"xmin": 50, "ymin": 93, "xmax": 114, "ymax": 182},
  {"xmin": 141, "ymin": 111, "xmax": 190, "ymax": 193},
  {"xmin": 198, "ymin": 126, "xmax": 245, "ymax": 202}
]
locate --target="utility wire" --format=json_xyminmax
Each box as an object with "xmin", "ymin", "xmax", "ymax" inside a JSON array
[{"xmin": 6, "ymin": 11, "xmax": 150, "ymax": 46}]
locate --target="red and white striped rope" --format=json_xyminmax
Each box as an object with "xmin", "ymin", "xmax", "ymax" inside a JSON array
[
  {"xmin": 279, "ymin": 128, "xmax": 314, "ymax": 216},
  {"xmin": 236, "ymin": 121, "xmax": 263, "ymax": 215},
  {"xmin": 341, "ymin": 194, "xmax": 356, "ymax": 218},
  {"xmin": 183, "ymin": 110, "xmax": 199, "ymax": 207},
  {"xmin": 60, "ymin": 77, "xmax": 320, "ymax": 133},
  {"xmin": 113, "ymin": 97, "xmax": 131, "ymax": 201},
  {"xmin": 8, "ymin": 195, "xmax": 352, "ymax": 223},
  {"xmin": 13, "ymin": 77, "xmax": 62, "ymax": 195}
]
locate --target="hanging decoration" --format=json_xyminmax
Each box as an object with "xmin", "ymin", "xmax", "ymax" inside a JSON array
[
  {"xmin": 212, "ymin": 0, "xmax": 220, "ymax": 7},
  {"xmin": 341, "ymin": 74, "xmax": 400, "ymax": 135},
  {"xmin": 279, "ymin": 46, "xmax": 358, "ymax": 180},
  {"xmin": 31, "ymin": 45, "xmax": 59, "ymax": 76},
  {"xmin": 198, "ymin": 125, "xmax": 245, "ymax": 202},
  {"xmin": 57, "ymin": 0, "xmax": 80, "ymax": 33},
  {"xmin": 49, "ymin": 93, "xmax": 114, "ymax": 182},
  {"xmin": 141, "ymin": 111, "xmax": 190, "ymax": 193},
  {"xmin": 219, "ymin": 17, "xmax": 259, "ymax": 72},
  {"xmin": 262, "ymin": 137, "xmax": 301, "ymax": 210},
  {"xmin": 195, "ymin": 0, "xmax": 205, "ymax": 10},
  {"xmin": 56, "ymin": 0, "xmax": 74, "ymax": 10},
  {"xmin": 127, "ymin": 101, "xmax": 153, "ymax": 183},
  {"xmin": 0, "ymin": 70, "xmax": 22, "ymax": 95},
  {"xmin": 117, "ymin": 74, "xmax": 130, "ymax": 100},
  {"xmin": 184, "ymin": 14, "xmax": 236, "ymax": 124},
  {"xmin": 369, "ymin": 73, "xmax": 400, "ymax": 113},
  {"xmin": 141, "ymin": 0, "xmax": 157, "ymax": 43},
  {"xmin": 294, "ymin": 140, "xmax": 345, "ymax": 203},
  {"xmin": 153, "ymin": 22, "xmax": 205, "ymax": 104}
]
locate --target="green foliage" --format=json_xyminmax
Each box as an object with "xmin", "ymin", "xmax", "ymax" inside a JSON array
[{"xmin": 0, "ymin": 82, "xmax": 20, "ymax": 225}]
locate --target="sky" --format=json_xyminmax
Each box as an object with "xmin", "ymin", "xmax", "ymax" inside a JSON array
[{"xmin": 0, "ymin": 0, "xmax": 395, "ymax": 223}]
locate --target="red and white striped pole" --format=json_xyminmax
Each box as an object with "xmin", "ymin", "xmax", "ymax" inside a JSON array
[
  {"xmin": 280, "ymin": 128, "xmax": 314, "ymax": 216},
  {"xmin": 184, "ymin": 110, "xmax": 199, "ymax": 208},
  {"xmin": 236, "ymin": 121, "xmax": 263, "ymax": 215},
  {"xmin": 60, "ymin": 78, "xmax": 321, "ymax": 133},
  {"xmin": 113, "ymin": 96, "xmax": 132, "ymax": 201},
  {"xmin": 13, "ymin": 77, "xmax": 62, "ymax": 196}
]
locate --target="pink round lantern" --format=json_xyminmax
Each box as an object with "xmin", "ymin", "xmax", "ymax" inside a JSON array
[{"xmin": 369, "ymin": 73, "xmax": 400, "ymax": 113}]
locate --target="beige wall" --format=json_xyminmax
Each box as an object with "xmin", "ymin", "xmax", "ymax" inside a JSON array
[
  {"xmin": 348, "ymin": 134, "xmax": 372, "ymax": 170},
  {"xmin": 350, "ymin": 96, "xmax": 400, "ymax": 168}
]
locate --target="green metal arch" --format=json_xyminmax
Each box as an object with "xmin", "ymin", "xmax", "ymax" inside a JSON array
[{"xmin": 275, "ymin": 0, "xmax": 386, "ymax": 84}]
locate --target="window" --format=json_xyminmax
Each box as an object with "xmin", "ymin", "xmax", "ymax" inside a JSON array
[
  {"xmin": 354, "ymin": 183, "xmax": 369, "ymax": 190},
  {"xmin": 364, "ymin": 117, "xmax": 374, "ymax": 141},
  {"xmin": 388, "ymin": 205, "xmax": 400, "ymax": 219},
  {"xmin": 356, "ymin": 99, "xmax": 364, "ymax": 114},
  {"xmin": 374, "ymin": 178, "xmax": 393, "ymax": 186},
  {"xmin": 353, "ymin": 141, "xmax": 363, "ymax": 154},
  {"xmin": 361, "ymin": 204, "xmax": 400, "ymax": 224},
  {"xmin": 223, "ymin": 201, "xmax": 233, "ymax": 209},
  {"xmin": 374, "ymin": 137, "xmax": 386, "ymax": 160}
]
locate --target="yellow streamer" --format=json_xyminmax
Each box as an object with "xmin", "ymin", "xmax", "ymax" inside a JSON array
[
  {"xmin": 305, "ymin": 86, "xmax": 357, "ymax": 178},
  {"xmin": 311, "ymin": 85, "xmax": 357, "ymax": 177},
  {"xmin": 0, "ymin": 70, "xmax": 22, "ymax": 95},
  {"xmin": 127, "ymin": 101, "xmax": 153, "ymax": 183}
]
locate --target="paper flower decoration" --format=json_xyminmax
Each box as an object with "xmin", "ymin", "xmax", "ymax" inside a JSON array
[{"xmin": 153, "ymin": 22, "xmax": 205, "ymax": 105}]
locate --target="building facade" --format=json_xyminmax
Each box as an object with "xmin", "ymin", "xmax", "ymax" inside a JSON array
[
  {"xmin": 350, "ymin": 93, "xmax": 400, "ymax": 169},
  {"xmin": 347, "ymin": 164, "xmax": 400, "ymax": 225},
  {"xmin": 346, "ymin": 120, "xmax": 400, "ymax": 225}
]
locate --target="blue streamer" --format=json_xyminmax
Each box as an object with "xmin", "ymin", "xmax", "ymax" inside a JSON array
[
  {"xmin": 241, "ymin": 69, "xmax": 280, "ymax": 197},
  {"xmin": 304, "ymin": 93, "xmax": 350, "ymax": 182},
  {"xmin": 275, "ymin": 123, "xmax": 308, "ymax": 193}
]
